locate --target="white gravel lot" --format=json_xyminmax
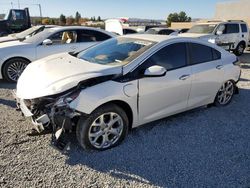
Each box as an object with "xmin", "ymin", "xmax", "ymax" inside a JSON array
[{"xmin": 0, "ymin": 52, "xmax": 250, "ymax": 187}]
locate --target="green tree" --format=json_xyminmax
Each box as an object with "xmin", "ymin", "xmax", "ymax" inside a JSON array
[
  {"xmin": 49, "ymin": 19, "xmax": 56, "ymax": 25},
  {"xmin": 75, "ymin": 11, "xmax": 81, "ymax": 25},
  {"xmin": 97, "ymin": 16, "xmax": 101, "ymax": 22},
  {"xmin": 167, "ymin": 11, "xmax": 191, "ymax": 27},
  {"xmin": 59, "ymin": 14, "xmax": 66, "ymax": 25}
]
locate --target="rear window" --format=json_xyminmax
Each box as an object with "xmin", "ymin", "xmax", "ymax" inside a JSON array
[
  {"xmin": 158, "ymin": 29, "xmax": 175, "ymax": 35},
  {"xmin": 77, "ymin": 30, "xmax": 111, "ymax": 42},
  {"xmin": 241, "ymin": 24, "xmax": 248, "ymax": 33},
  {"xmin": 189, "ymin": 43, "xmax": 221, "ymax": 65},
  {"xmin": 212, "ymin": 49, "xmax": 221, "ymax": 60},
  {"xmin": 123, "ymin": 29, "xmax": 137, "ymax": 35}
]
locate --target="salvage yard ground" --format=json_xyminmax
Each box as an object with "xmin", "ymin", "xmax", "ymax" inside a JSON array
[{"xmin": 0, "ymin": 52, "xmax": 250, "ymax": 187}]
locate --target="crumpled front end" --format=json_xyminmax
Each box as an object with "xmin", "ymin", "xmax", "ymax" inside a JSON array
[
  {"xmin": 14, "ymin": 73, "xmax": 118, "ymax": 151},
  {"xmin": 14, "ymin": 89, "xmax": 82, "ymax": 151}
]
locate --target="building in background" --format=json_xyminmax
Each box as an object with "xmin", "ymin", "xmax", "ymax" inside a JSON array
[
  {"xmin": 215, "ymin": 0, "xmax": 250, "ymax": 25},
  {"xmin": 171, "ymin": 0, "xmax": 250, "ymax": 29}
]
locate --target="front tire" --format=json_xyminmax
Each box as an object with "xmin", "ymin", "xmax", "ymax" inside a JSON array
[
  {"xmin": 2, "ymin": 58, "xmax": 29, "ymax": 82},
  {"xmin": 214, "ymin": 80, "xmax": 235, "ymax": 106},
  {"xmin": 76, "ymin": 104, "xmax": 129, "ymax": 151}
]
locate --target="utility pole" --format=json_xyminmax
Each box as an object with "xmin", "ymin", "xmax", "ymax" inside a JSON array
[
  {"xmin": 18, "ymin": 0, "xmax": 20, "ymax": 8},
  {"xmin": 38, "ymin": 4, "xmax": 42, "ymax": 23},
  {"xmin": 11, "ymin": 2, "xmax": 13, "ymax": 8}
]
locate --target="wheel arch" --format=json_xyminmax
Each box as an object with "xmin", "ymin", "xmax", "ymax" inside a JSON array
[
  {"xmin": 238, "ymin": 40, "xmax": 246, "ymax": 47},
  {"xmin": 93, "ymin": 100, "xmax": 134, "ymax": 131},
  {"xmin": 213, "ymin": 79, "xmax": 237, "ymax": 104},
  {"xmin": 1, "ymin": 56, "xmax": 31, "ymax": 78}
]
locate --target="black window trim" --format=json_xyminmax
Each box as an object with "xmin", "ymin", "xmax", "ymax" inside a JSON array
[
  {"xmin": 187, "ymin": 42, "xmax": 221, "ymax": 66},
  {"xmin": 240, "ymin": 24, "xmax": 248, "ymax": 33},
  {"xmin": 225, "ymin": 23, "xmax": 240, "ymax": 34},
  {"xmin": 76, "ymin": 28, "xmax": 112, "ymax": 41}
]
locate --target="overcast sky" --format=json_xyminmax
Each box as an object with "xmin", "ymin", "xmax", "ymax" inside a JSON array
[{"xmin": 0, "ymin": 0, "xmax": 235, "ymax": 19}]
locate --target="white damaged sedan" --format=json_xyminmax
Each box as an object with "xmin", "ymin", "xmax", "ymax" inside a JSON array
[{"xmin": 15, "ymin": 34, "xmax": 241, "ymax": 151}]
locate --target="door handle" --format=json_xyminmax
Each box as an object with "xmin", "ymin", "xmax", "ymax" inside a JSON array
[
  {"xmin": 216, "ymin": 65, "xmax": 223, "ymax": 70},
  {"xmin": 179, "ymin": 74, "xmax": 190, "ymax": 80}
]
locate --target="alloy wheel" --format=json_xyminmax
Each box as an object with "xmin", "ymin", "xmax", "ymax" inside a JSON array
[
  {"xmin": 7, "ymin": 61, "xmax": 27, "ymax": 82},
  {"xmin": 217, "ymin": 81, "xmax": 234, "ymax": 105},
  {"xmin": 88, "ymin": 112, "xmax": 124, "ymax": 149}
]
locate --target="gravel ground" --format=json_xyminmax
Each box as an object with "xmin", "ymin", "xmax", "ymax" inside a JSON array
[{"xmin": 0, "ymin": 52, "xmax": 250, "ymax": 188}]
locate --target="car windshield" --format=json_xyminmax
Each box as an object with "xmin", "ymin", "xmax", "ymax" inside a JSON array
[
  {"xmin": 15, "ymin": 26, "xmax": 43, "ymax": 39},
  {"xmin": 77, "ymin": 37, "xmax": 156, "ymax": 66},
  {"xmin": 188, "ymin": 24, "xmax": 217, "ymax": 34},
  {"xmin": 23, "ymin": 29, "xmax": 51, "ymax": 43},
  {"xmin": 145, "ymin": 29, "xmax": 158, "ymax": 34}
]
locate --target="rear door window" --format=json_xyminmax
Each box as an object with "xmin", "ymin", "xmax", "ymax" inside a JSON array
[
  {"xmin": 241, "ymin": 24, "xmax": 248, "ymax": 33},
  {"xmin": 77, "ymin": 29, "xmax": 111, "ymax": 42},
  {"xmin": 123, "ymin": 29, "xmax": 137, "ymax": 35},
  {"xmin": 225, "ymin": 24, "xmax": 240, "ymax": 34},
  {"xmin": 188, "ymin": 43, "xmax": 220, "ymax": 65},
  {"xmin": 158, "ymin": 29, "xmax": 175, "ymax": 35}
]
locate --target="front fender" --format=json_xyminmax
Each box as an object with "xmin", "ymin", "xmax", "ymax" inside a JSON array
[{"xmin": 69, "ymin": 80, "xmax": 139, "ymax": 126}]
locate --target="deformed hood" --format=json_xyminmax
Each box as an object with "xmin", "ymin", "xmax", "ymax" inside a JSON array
[{"xmin": 16, "ymin": 53, "xmax": 122, "ymax": 99}]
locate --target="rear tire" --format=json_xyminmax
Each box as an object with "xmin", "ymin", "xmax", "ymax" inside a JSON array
[
  {"xmin": 214, "ymin": 80, "xmax": 235, "ymax": 106},
  {"xmin": 2, "ymin": 58, "xmax": 29, "ymax": 82},
  {"xmin": 234, "ymin": 42, "xmax": 245, "ymax": 56},
  {"xmin": 76, "ymin": 104, "xmax": 129, "ymax": 151}
]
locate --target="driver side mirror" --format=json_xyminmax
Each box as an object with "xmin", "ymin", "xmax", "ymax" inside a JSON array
[
  {"xmin": 42, "ymin": 39, "xmax": 53, "ymax": 46},
  {"xmin": 144, "ymin": 65, "xmax": 167, "ymax": 77},
  {"xmin": 216, "ymin": 30, "xmax": 223, "ymax": 35}
]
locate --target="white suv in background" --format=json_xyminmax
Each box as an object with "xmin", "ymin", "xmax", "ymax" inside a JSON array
[{"xmin": 179, "ymin": 20, "xmax": 249, "ymax": 56}]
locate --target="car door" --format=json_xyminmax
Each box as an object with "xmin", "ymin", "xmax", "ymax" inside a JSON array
[
  {"xmin": 187, "ymin": 42, "xmax": 224, "ymax": 109},
  {"xmin": 138, "ymin": 42, "xmax": 192, "ymax": 124},
  {"xmin": 36, "ymin": 30, "xmax": 79, "ymax": 59},
  {"xmin": 76, "ymin": 29, "xmax": 112, "ymax": 51},
  {"xmin": 216, "ymin": 23, "xmax": 240, "ymax": 49}
]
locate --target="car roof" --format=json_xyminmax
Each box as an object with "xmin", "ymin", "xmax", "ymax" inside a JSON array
[
  {"xmin": 196, "ymin": 21, "xmax": 247, "ymax": 25},
  {"xmin": 120, "ymin": 34, "xmax": 178, "ymax": 42},
  {"xmin": 49, "ymin": 26, "xmax": 98, "ymax": 31},
  {"xmin": 149, "ymin": 27, "xmax": 174, "ymax": 31},
  {"xmin": 47, "ymin": 26, "xmax": 116, "ymax": 37}
]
